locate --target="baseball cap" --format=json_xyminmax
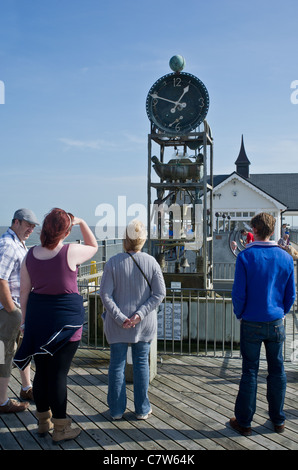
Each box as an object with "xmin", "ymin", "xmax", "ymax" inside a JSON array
[{"xmin": 13, "ymin": 208, "xmax": 40, "ymax": 225}]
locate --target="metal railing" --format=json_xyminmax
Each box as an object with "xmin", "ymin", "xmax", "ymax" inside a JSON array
[
  {"xmin": 213, "ymin": 262, "xmax": 235, "ymax": 280},
  {"xmin": 78, "ymin": 282, "xmax": 297, "ymax": 360},
  {"xmin": 289, "ymin": 229, "xmax": 298, "ymax": 245},
  {"xmin": 156, "ymin": 287, "xmax": 239, "ymax": 357},
  {"xmin": 77, "ymin": 252, "xmax": 298, "ymax": 360}
]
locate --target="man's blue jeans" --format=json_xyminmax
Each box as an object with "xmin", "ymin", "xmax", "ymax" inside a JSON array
[
  {"xmin": 108, "ymin": 342, "xmax": 151, "ymax": 418},
  {"xmin": 235, "ymin": 318, "xmax": 287, "ymax": 428}
]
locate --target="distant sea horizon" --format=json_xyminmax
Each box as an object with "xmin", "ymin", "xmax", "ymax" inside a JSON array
[
  {"xmin": 2, "ymin": 224, "xmax": 298, "ymax": 246},
  {"xmin": 0, "ymin": 225, "xmax": 125, "ymax": 245},
  {"xmin": 0, "ymin": 225, "xmax": 125, "ymax": 267}
]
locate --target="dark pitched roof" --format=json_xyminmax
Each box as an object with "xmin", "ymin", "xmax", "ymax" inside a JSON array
[
  {"xmin": 212, "ymin": 135, "xmax": 298, "ymax": 212},
  {"xmin": 250, "ymin": 173, "xmax": 298, "ymax": 211},
  {"xmin": 212, "ymin": 172, "xmax": 298, "ymax": 211}
]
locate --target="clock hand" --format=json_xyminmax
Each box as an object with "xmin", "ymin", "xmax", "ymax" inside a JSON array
[
  {"xmin": 176, "ymin": 85, "xmax": 189, "ymax": 103},
  {"xmin": 169, "ymin": 116, "xmax": 183, "ymax": 127},
  {"xmin": 170, "ymin": 102, "xmax": 186, "ymax": 113},
  {"xmin": 150, "ymin": 92, "xmax": 187, "ymax": 113},
  {"xmin": 171, "ymin": 86, "xmax": 189, "ymax": 112},
  {"xmin": 150, "ymin": 93, "xmax": 178, "ymax": 105}
]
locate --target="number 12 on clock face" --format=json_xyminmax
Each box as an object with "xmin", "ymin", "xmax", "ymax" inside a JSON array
[{"xmin": 146, "ymin": 72, "xmax": 209, "ymax": 135}]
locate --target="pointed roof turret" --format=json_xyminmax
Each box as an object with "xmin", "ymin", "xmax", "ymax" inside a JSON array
[{"xmin": 235, "ymin": 135, "xmax": 250, "ymax": 178}]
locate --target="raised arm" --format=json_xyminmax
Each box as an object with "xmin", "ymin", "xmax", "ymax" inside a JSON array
[{"xmin": 67, "ymin": 218, "xmax": 98, "ymax": 270}]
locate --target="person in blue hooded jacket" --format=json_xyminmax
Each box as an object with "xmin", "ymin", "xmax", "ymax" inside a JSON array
[{"xmin": 230, "ymin": 213, "xmax": 295, "ymax": 436}]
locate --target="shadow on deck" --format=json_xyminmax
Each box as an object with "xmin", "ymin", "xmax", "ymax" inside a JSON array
[{"xmin": 1, "ymin": 348, "xmax": 298, "ymax": 453}]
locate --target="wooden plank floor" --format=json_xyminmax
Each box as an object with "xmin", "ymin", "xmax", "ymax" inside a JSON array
[{"xmin": 1, "ymin": 348, "xmax": 298, "ymax": 452}]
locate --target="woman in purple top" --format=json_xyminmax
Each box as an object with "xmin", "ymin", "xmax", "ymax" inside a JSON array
[{"xmin": 14, "ymin": 208, "xmax": 97, "ymax": 443}]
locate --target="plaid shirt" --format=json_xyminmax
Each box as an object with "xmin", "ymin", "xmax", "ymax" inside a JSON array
[{"xmin": 0, "ymin": 228, "xmax": 27, "ymax": 309}]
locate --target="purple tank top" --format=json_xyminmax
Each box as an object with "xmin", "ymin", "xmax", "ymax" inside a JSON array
[{"xmin": 26, "ymin": 244, "xmax": 79, "ymax": 295}]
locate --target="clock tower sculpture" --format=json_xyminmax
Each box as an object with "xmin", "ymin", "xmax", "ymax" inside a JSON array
[{"xmin": 146, "ymin": 56, "xmax": 214, "ymax": 290}]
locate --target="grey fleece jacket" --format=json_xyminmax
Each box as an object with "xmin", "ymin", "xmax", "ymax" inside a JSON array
[{"xmin": 99, "ymin": 251, "xmax": 166, "ymax": 344}]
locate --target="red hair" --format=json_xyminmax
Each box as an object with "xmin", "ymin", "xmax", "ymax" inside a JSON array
[{"xmin": 40, "ymin": 208, "xmax": 74, "ymax": 249}]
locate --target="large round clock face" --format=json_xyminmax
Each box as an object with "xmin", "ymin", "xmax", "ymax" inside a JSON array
[{"xmin": 146, "ymin": 72, "xmax": 209, "ymax": 135}]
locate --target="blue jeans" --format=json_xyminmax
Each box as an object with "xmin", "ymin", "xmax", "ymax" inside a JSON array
[
  {"xmin": 108, "ymin": 342, "xmax": 151, "ymax": 417},
  {"xmin": 235, "ymin": 319, "xmax": 287, "ymax": 428}
]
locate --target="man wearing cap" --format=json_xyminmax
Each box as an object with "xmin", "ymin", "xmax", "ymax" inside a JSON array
[{"xmin": 0, "ymin": 208, "xmax": 39, "ymax": 413}]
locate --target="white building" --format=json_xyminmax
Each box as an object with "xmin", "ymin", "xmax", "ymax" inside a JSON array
[{"xmin": 209, "ymin": 136, "xmax": 298, "ymax": 241}]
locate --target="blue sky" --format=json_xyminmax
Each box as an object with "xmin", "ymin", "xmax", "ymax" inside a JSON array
[{"xmin": 0, "ymin": 0, "xmax": 297, "ymax": 229}]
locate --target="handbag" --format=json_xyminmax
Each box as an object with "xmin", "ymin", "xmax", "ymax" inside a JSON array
[{"xmin": 127, "ymin": 252, "xmax": 151, "ymax": 290}]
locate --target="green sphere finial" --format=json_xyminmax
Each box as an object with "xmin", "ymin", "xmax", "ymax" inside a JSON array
[{"xmin": 169, "ymin": 55, "xmax": 185, "ymax": 72}]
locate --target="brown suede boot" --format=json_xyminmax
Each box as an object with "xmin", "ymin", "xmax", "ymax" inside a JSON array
[
  {"xmin": 51, "ymin": 418, "xmax": 81, "ymax": 444},
  {"xmin": 35, "ymin": 410, "xmax": 54, "ymax": 437}
]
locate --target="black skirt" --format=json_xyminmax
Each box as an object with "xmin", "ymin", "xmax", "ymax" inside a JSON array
[{"xmin": 14, "ymin": 292, "xmax": 84, "ymax": 370}]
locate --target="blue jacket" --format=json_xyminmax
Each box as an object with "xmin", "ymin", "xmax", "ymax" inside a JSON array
[{"xmin": 232, "ymin": 242, "xmax": 296, "ymax": 321}]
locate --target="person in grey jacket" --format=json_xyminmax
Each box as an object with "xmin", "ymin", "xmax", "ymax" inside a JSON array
[{"xmin": 100, "ymin": 220, "xmax": 166, "ymax": 420}]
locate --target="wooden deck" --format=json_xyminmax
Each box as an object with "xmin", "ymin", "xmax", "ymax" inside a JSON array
[
  {"xmin": 0, "ymin": 349, "xmax": 298, "ymax": 455},
  {"xmin": 1, "ymin": 348, "xmax": 298, "ymax": 453}
]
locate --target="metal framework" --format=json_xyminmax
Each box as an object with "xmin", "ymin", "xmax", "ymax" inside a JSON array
[{"xmin": 147, "ymin": 120, "xmax": 214, "ymax": 290}]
